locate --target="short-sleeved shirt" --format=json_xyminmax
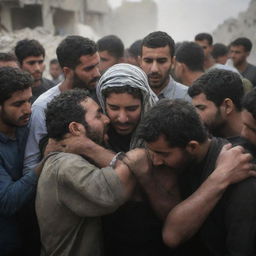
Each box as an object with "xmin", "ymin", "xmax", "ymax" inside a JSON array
[{"xmin": 36, "ymin": 152, "xmax": 125, "ymax": 256}]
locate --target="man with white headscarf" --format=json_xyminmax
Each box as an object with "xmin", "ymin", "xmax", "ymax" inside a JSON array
[
  {"xmin": 97, "ymin": 63, "xmax": 178, "ymax": 256},
  {"xmin": 97, "ymin": 63, "xmax": 158, "ymax": 150}
]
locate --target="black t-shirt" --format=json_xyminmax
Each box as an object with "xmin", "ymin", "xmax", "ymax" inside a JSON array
[{"xmin": 179, "ymin": 137, "xmax": 256, "ymax": 255}]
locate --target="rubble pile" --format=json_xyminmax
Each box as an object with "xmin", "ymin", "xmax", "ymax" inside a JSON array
[
  {"xmin": 213, "ymin": 0, "xmax": 256, "ymax": 64},
  {"xmin": 0, "ymin": 24, "xmax": 99, "ymax": 76}
]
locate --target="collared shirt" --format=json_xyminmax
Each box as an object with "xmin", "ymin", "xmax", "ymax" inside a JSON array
[
  {"xmin": 0, "ymin": 126, "xmax": 38, "ymax": 255},
  {"xmin": 158, "ymin": 75, "xmax": 191, "ymax": 101}
]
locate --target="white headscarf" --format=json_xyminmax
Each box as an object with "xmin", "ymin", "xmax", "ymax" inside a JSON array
[{"xmin": 97, "ymin": 63, "xmax": 158, "ymax": 149}]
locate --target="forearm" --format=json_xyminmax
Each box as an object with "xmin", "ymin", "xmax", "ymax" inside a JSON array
[
  {"xmin": 114, "ymin": 160, "xmax": 136, "ymax": 200},
  {"xmin": 0, "ymin": 170, "xmax": 37, "ymax": 216},
  {"xmin": 77, "ymin": 141, "xmax": 115, "ymax": 168},
  {"xmin": 163, "ymin": 170, "xmax": 228, "ymax": 247}
]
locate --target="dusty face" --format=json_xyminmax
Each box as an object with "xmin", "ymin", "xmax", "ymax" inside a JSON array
[
  {"xmin": 73, "ymin": 53, "xmax": 101, "ymax": 90},
  {"xmin": 140, "ymin": 45, "xmax": 172, "ymax": 94},
  {"xmin": 0, "ymin": 87, "xmax": 32, "ymax": 128},
  {"xmin": 106, "ymin": 92, "xmax": 142, "ymax": 135},
  {"xmin": 241, "ymin": 109, "xmax": 256, "ymax": 146},
  {"xmin": 21, "ymin": 55, "xmax": 45, "ymax": 83},
  {"xmin": 99, "ymin": 50, "xmax": 119, "ymax": 73},
  {"xmin": 81, "ymin": 98, "xmax": 110, "ymax": 145},
  {"xmin": 230, "ymin": 45, "xmax": 249, "ymax": 67},
  {"xmin": 192, "ymin": 93, "xmax": 225, "ymax": 136},
  {"xmin": 146, "ymin": 134, "xmax": 194, "ymax": 172},
  {"xmin": 195, "ymin": 40, "xmax": 212, "ymax": 59}
]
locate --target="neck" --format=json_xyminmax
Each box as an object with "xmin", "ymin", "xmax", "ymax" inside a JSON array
[
  {"xmin": 32, "ymin": 79, "xmax": 42, "ymax": 88},
  {"xmin": 153, "ymin": 76, "xmax": 170, "ymax": 95},
  {"xmin": 182, "ymin": 71, "xmax": 204, "ymax": 86},
  {"xmin": 204, "ymin": 56, "xmax": 215, "ymax": 70},
  {"xmin": 197, "ymin": 138, "xmax": 212, "ymax": 162},
  {"xmin": 0, "ymin": 120, "xmax": 16, "ymax": 138},
  {"xmin": 234, "ymin": 61, "xmax": 248, "ymax": 73},
  {"xmin": 59, "ymin": 77, "xmax": 74, "ymax": 92},
  {"xmin": 219, "ymin": 112, "xmax": 242, "ymax": 138}
]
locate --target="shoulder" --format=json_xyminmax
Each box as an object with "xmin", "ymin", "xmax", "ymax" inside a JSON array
[
  {"xmin": 32, "ymin": 85, "xmax": 61, "ymax": 109},
  {"xmin": 41, "ymin": 77, "xmax": 55, "ymax": 89}
]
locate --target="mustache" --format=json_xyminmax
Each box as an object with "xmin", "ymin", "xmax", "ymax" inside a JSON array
[
  {"xmin": 19, "ymin": 114, "xmax": 31, "ymax": 121},
  {"xmin": 89, "ymin": 76, "xmax": 100, "ymax": 84},
  {"xmin": 148, "ymin": 72, "xmax": 160, "ymax": 77},
  {"xmin": 113, "ymin": 121, "xmax": 136, "ymax": 127}
]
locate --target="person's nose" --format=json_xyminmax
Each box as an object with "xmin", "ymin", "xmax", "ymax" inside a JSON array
[
  {"xmin": 150, "ymin": 60, "xmax": 159, "ymax": 73},
  {"xmin": 117, "ymin": 110, "xmax": 128, "ymax": 123},
  {"xmin": 152, "ymin": 153, "xmax": 164, "ymax": 166},
  {"xmin": 23, "ymin": 101, "xmax": 32, "ymax": 115}
]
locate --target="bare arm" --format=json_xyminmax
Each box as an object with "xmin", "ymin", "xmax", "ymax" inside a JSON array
[
  {"xmin": 45, "ymin": 135, "xmax": 115, "ymax": 168},
  {"xmin": 124, "ymin": 149, "xmax": 181, "ymax": 219},
  {"xmin": 162, "ymin": 144, "xmax": 256, "ymax": 248}
]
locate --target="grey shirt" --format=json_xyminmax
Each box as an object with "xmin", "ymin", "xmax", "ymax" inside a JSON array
[
  {"xmin": 241, "ymin": 63, "xmax": 256, "ymax": 87},
  {"xmin": 36, "ymin": 152, "xmax": 125, "ymax": 256},
  {"xmin": 158, "ymin": 75, "xmax": 191, "ymax": 101}
]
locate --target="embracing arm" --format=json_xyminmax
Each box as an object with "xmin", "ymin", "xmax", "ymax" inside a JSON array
[
  {"xmin": 162, "ymin": 144, "xmax": 256, "ymax": 248},
  {"xmin": 46, "ymin": 135, "xmax": 115, "ymax": 168}
]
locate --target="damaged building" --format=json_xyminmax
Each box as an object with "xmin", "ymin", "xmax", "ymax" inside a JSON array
[{"xmin": 0, "ymin": 0, "xmax": 110, "ymax": 36}]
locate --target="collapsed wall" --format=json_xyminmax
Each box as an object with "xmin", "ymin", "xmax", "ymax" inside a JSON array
[
  {"xmin": 0, "ymin": 25, "xmax": 99, "ymax": 77},
  {"xmin": 213, "ymin": 0, "xmax": 256, "ymax": 64}
]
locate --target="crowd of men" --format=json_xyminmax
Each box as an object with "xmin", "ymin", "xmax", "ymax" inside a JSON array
[{"xmin": 0, "ymin": 31, "xmax": 256, "ymax": 256}]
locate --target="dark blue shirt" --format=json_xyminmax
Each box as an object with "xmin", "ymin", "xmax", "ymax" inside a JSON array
[{"xmin": 0, "ymin": 126, "xmax": 37, "ymax": 255}]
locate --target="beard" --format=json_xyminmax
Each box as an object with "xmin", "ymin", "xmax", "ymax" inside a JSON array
[
  {"xmin": 73, "ymin": 72, "xmax": 99, "ymax": 91},
  {"xmin": 81, "ymin": 121, "xmax": 105, "ymax": 147},
  {"xmin": 1, "ymin": 111, "xmax": 30, "ymax": 128},
  {"xmin": 205, "ymin": 109, "xmax": 225, "ymax": 137}
]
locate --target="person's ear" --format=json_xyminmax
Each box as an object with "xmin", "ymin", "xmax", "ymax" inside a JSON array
[
  {"xmin": 221, "ymin": 98, "xmax": 234, "ymax": 115},
  {"xmin": 138, "ymin": 55, "xmax": 142, "ymax": 67},
  {"xmin": 68, "ymin": 122, "xmax": 85, "ymax": 136},
  {"xmin": 186, "ymin": 140, "xmax": 200, "ymax": 155},
  {"xmin": 63, "ymin": 67, "xmax": 73, "ymax": 80}
]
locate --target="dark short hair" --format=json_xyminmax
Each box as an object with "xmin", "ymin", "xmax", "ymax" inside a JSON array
[
  {"xmin": 242, "ymin": 88, "xmax": 256, "ymax": 119},
  {"xmin": 194, "ymin": 33, "xmax": 213, "ymax": 46},
  {"xmin": 128, "ymin": 39, "xmax": 142, "ymax": 57},
  {"xmin": 97, "ymin": 35, "xmax": 124, "ymax": 59},
  {"xmin": 102, "ymin": 85, "xmax": 142, "ymax": 100},
  {"xmin": 45, "ymin": 89, "xmax": 90, "ymax": 141},
  {"xmin": 0, "ymin": 52, "xmax": 18, "ymax": 62},
  {"xmin": 49, "ymin": 58, "xmax": 59, "ymax": 65},
  {"xmin": 175, "ymin": 41, "xmax": 204, "ymax": 72},
  {"xmin": 212, "ymin": 43, "xmax": 228, "ymax": 59},
  {"xmin": 14, "ymin": 39, "xmax": 45, "ymax": 64},
  {"xmin": 141, "ymin": 31, "xmax": 175, "ymax": 57},
  {"xmin": 56, "ymin": 35, "xmax": 97, "ymax": 69},
  {"xmin": 0, "ymin": 67, "xmax": 33, "ymax": 104},
  {"xmin": 230, "ymin": 37, "xmax": 252, "ymax": 52},
  {"xmin": 138, "ymin": 99, "xmax": 208, "ymax": 147},
  {"xmin": 188, "ymin": 69, "xmax": 244, "ymax": 111}
]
